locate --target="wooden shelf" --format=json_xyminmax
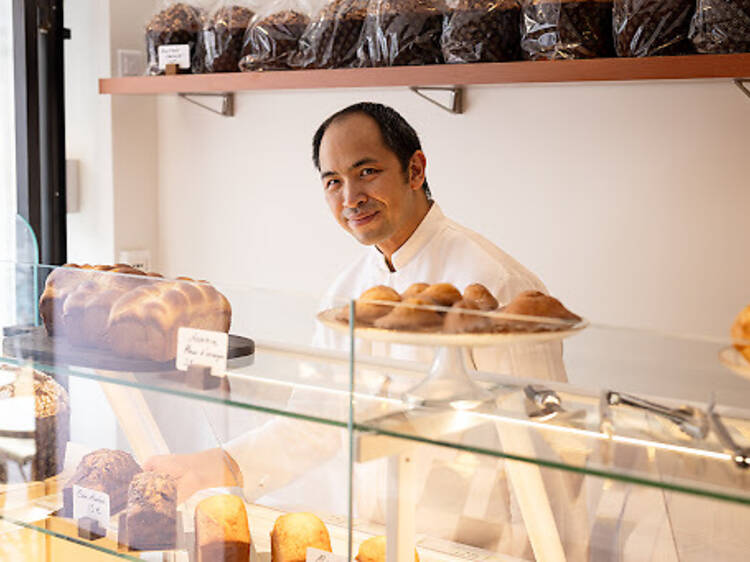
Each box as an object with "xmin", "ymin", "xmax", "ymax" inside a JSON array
[{"xmin": 99, "ymin": 53, "xmax": 750, "ymax": 95}]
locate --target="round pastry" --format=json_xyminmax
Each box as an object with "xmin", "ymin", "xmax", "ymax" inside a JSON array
[
  {"xmin": 355, "ymin": 285, "xmax": 402, "ymax": 323},
  {"xmin": 374, "ymin": 297, "xmax": 443, "ymax": 330},
  {"xmin": 462, "ymin": 283, "xmax": 499, "ymax": 311},
  {"xmin": 731, "ymin": 304, "xmax": 750, "ymax": 363},
  {"xmin": 420, "ymin": 283, "xmax": 462, "ymax": 308},
  {"xmin": 443, "ymin": 299, "xmax": 494, "ymax": 333},
  {"xmin": 496, "ymin": 290, "xmax": 581, "ymax": 332},
  {"xmin": 356, "ymin": 535, "xmax": 420, "ymax": 562},
  {"xmin": 402, "ymin": 282, "xmax": 429, "ymax": 299}
]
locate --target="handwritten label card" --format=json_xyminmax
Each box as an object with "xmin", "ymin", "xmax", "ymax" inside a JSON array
[
  {"xmin": 72, "ymin": 485, "xmax": 110, "ymax": 528},
  {"xmin": 158, "ymin": 44, "xmax": 190, "ymax": 70},
  {"xmin": 176, "ymin": 327, "xmax": 228, "ymax": 375},
  {"xmin": 306, "ymin": 548, "xmax": 347, "ymax": 562}
]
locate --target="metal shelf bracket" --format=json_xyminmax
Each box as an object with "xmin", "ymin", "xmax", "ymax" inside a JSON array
[
  {"xmin": 178, "ymin": 92, "xmax": 234, "ymax": 117},
  {"xmin": 409, "ymin": 86, "xmax": 464, "ymax": 114},
  {"xmin": 735, "ymin": 79, "xmax": 750, "ymax": 100}
]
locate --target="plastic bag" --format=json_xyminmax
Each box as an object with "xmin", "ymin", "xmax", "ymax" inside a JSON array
[
  {"xmin": 203, "ymin": 1, "xmax": 257, "ymax": 72},
  {"xmin": 296, "ymin": 0, "xmax": 371, "ymax": 68},
  {"xmin": 690, "ymin": 0, "xmax": 750, "ymax": 53},
  {"xmin": 146, "ymin": 1, "xmax": 206, "ymax": 75},
  {"xmin": 441, "ymin": 0, "xmax": 522, "ymax": 63},
  {"xmin": 239, "ymin": 0, "xmax": 312, "ymax": 70},
  {"xmin": 521, "ymin": 0, "xmax": 613, "ymax": 59},
  {"xmin": 613, "ymin": 0, "xmax": 694, "ymax": 56},
  {"xmin": 358, "ymin": 0, "xmax": 447, "ymax": 66}
]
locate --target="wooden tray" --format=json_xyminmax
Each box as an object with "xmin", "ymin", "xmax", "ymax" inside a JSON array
[{"xmin": 2, "ymin": 326, "xmax": 254, "ymax": 373}]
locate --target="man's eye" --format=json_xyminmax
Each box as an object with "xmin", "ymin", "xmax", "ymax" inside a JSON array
[
  {"xmin": 325, "ymin": 178, "xmax": 340, "ymax": 190},
  {"xmin": 361, "ymin": 168, "xmax": 378, "ymax": 177}
]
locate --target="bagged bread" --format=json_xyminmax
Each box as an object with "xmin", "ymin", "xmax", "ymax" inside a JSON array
[
  {"xmin": 521, "ymin": 0, "xmax": 614, "ymax": 59},
  {"xmin": 240, "ymin": 0, "xmax": 312, "ymax": 70},
  {"xmin": 203, "ymin": 1, "xmax": 256, "ymax": 72},
  {"xmin": 690, "ymin": 0, "xmax": 750, "ymax": 53},
  {"xmin": 296, "ymin": 0, "xmax": 370, "ymax": 68},
  {"xmin": 441, "ymin": 0, "xmax": 522, "ymax": 63},
  {"xmin": 146, "ymin": 1, "xmax": 207, "ymax": 75},
  {"xmin": 359, "ymin": 0, "xmax": 447, "ymax": 66},
  {"xmin": 614, "ymin": 0, "xmax": 694, "ymax": 56}
]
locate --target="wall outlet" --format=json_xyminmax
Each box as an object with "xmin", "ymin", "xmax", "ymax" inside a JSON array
[
  {"xmin": 117, "ymin": 49, "xmax": 145, "ymax": 77},
  {"xmin": 66, "ymin": 159, "xmax": 80, "ymax": 213},
  {"xmin": 118, "ymin": 250, "xmax": 151, "ymax": 272}
]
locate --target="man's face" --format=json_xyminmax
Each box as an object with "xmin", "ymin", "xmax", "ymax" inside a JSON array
[{"xmin": 318, "ymin": 113, "xmax": 421, "ymax": 248}]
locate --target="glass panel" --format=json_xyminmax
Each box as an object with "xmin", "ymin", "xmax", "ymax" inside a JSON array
[{"xmin": 344, "ymin": 296, "xmax": 750, "ymax": 508}]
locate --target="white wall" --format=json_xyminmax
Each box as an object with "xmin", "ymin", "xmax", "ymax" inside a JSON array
[{"xmin": 155, "ymin": 81, "xmax": 750, "ymax": 339}]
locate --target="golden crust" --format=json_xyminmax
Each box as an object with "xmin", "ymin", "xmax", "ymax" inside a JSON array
[
  {"xmin": 420, "ymin": 283, "xmax": 462, "ymax": 308},
  {"xmin": 195, "ymin": 494, "xmax": 251, "ymax": 550},
  {"xmin": 444, "ymin": 299, "xmax": 494, "ymax": 334},
  {"xmin": 355, "ymin": 285, "xmax": 402, "ymax": 323},
  {"xmin": 270, "ymin": 512, "xmax": 331, "ymax": 562},
  {"xmin": 402, "ymin": 282, "xmax": 429, "ymax": 299},
  {"xmin": 356, "ymin": 535, "xmax": 420, "ymax": 562},
  {"xmin": 462, "ymin": 283, "xmax": 499, "ymax": 311},
  {"xmin": 374, "ymin": 297, "xmax": 443, "ymax": 330}
]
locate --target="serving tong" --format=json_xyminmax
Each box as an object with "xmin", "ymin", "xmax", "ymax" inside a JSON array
[
  {"xmin": 524, "ymin": 385, "xmax": 585, "ymax": 423},
  {"xmin": 601, "ymin": 390, "xmax": 709, "ymax": 440},
  {"xmin": 708, "ymin": 397, "xmax": 750, "ymax": 469}
]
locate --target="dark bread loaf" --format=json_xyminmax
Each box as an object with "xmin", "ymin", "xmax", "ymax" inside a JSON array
[{"xmin": 125, "ymin": 472, "xmax": 178, "ymax": 551}]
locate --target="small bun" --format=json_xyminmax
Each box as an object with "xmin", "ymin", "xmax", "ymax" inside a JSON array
[
  {"xmin": 355, "ymin": 286, "xmax": 401, "ymax": 323},
  {"xmin": 463, "ymin": 283, "xmax": 498, "ymax": 311},
  {"xmin": 420, "ymin": 283, "xmax": 462, "ymax": 308},
  {"xmin": 444, "ymin": 299, "xmax": 494, "ymax": 334},
  {"xmin": 374, "ymin": 297, "xmax": 443, "ymax": 330},
  {"xmin": 402, "ymin": 282, "xmax": 429, "ymax": 299}
]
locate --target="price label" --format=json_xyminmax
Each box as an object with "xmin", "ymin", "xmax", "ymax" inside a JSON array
[
  {"xmin": 158, "ymin": 44, "xmax": 190, "ymax": 70},
  {"xmin": 72, "ymin": 485, "xmax": 110, "ymax": 528},
  {"xmin": 176, "ymin": 327, "xmax": 228, "ymax": 375},
  {"xmin": 306, "ymin": 548, "xmax": 347, "ymax": 562}
]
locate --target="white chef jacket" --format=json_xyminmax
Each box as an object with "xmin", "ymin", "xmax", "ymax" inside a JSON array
[{"xmin": 225, "ymin": 203, "xmax": 589, "ymax": 559}]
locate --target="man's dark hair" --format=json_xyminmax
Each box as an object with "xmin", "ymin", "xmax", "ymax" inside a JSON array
[{"xmin": 312, "ymin": 102, "xmax": 431, "ymax": 199}]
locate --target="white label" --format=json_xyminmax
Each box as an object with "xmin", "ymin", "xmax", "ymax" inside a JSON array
[
  {"xmin": 176, "ymin": 327, "xmax": 228, "ymax": 375},
  {"xmin": 158, "ymin": 44, "xmax": 190, "ymax": 70},
  {"xmin": 306, "ymin": 549, "xmax": 346, "ymax": 562},
  {"xmin": 72, "ymin": 485, "xmax": 110, "ymax": 528}
]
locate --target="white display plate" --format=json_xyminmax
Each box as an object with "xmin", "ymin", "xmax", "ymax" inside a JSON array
[
  {"xmin": 719, "ymin": 346, "xmax": 750, "ymax": 379},
  {"xmin": 317, "ymin": 309, "xmax": 587, "ymax": 347}
]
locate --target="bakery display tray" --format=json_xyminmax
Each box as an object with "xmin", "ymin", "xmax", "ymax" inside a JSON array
[{"xmin": 2, "ymin": 326, "xmax": 254, "ymax": 373}]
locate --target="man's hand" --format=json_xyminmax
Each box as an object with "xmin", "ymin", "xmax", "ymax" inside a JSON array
[{"xmin": 144, "ymin": 448, "xmax": 243, "ymax": 503}]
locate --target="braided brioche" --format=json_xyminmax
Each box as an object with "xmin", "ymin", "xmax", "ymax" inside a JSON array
[{"xmin": 39, "ymin": 265, "xmax": 231, "ymax": 362}]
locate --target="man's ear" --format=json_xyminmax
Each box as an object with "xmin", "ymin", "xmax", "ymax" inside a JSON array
[{"xmin": 409, "ymin": 151, "xmax": 427, "ymax": 191}]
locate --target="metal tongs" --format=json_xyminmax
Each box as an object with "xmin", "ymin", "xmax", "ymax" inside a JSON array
[
  {"xmin": 707, "ymin": 398, "xmax": 750, "ymax": 469},
  {"xmin": 524, "ymin": 385, "xmax": 585, "ymax": 423},
  {"xmin": 601, "ymin": 390, "xmax": 709, "ymax": 440}
]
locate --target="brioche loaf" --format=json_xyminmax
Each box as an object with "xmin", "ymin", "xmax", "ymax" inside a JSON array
[
  {"xmin": 195, "ymin": 494, "xmax": 251, "ymax": 562},
  {"xmin": 270, "ymin": 512, "xmax": 331, "ymax": 562}
]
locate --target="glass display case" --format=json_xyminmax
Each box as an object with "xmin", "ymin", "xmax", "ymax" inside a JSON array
[{"xmin": 0, "ymin": 260, "xmax": 749, "ymax": 561}]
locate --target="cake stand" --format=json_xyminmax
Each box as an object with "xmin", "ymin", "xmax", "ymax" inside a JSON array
[{"xmin": 317, "ymin": 309, "xmax": 588, "ymax": 409}]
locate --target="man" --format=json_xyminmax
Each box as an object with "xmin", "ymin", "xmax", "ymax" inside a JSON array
[{"xmin": 147, "ymin": 103, "xmax": 585, "ymax": 559}]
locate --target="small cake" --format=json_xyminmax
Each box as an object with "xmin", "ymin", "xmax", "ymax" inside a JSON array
[
  {"xmin": 402, "ymin": 282, "xmax": 429, "ymax": 299},
  {"xmin": 374, "ymin": 297, "xmax": 443, "ymax": 330},
  {"xmin": 442, "ymin": 0, "xmax": 521, "ymax": 63},
  {"xmin": 495, "ymin": 290, "xmax": 581, "ymax": 332},
  {"xmin": 614, "ymin": 0, "xmax": 694, "ymax": 56},
  {"xmin": 146, "ymin": 3, "xmax": 205, "ymax": 75},
  {"xmin": 270, "ymin": 512, "xmax": 331, "ymax": 562},
  {"xmin": 240, "ymin": 10, "xmax": 311, "ymax": 70},
  {"xmin": 420, "ymin": 283, "xmax": 462, "ymax": 308},
  {"xmin": 462, "ymin": 283, "xmax": 499, "ymax": 311},
  {"xmin": 0, "ymin": 367, "xmax": 70, "ymax": 480},
  {"xmin": 521, "ymin": 0, "xmax": 614, "ymax": 59},
  {"xmin": 443, "ymin": 299, "xmax": 494, "ymax": 333},
  {"xmin": 355, "ymin": 285, "xmax": 402, "ymax": 323},
  {"xmin": 204, "ymin": 5, "xmax": 256, "ymax": 72},
  {"xmin": 360, "ymin": 0, "xmax": 446, "ymax": 66},
  {"xmin": 296, "ymin": 0, "xmax": 370, "ymax": 68},
  {"xmin": 731, "ymin": 304, "xmax": 750, "ymax": 363},
  {"xmin": 63, "ymin": 449, "xmax": 142, "ymax": 517},
  {"xmin": 195, "ymin": 494, "xmax": 251, "ymax": 562},
  {"xmin": 356, "ymin": 535, "xmax": 420, "ymax": 561},
  {"xmin": 125, "ymin": 472, "xmax": 178, "ymax": 551}
]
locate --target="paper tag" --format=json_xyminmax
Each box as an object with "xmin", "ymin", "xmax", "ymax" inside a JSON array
[
  {"xmin": 306, "ymin": 548, "xmax": 346, "ymax": 562},
  {"xmin": 158, "ymin": 44, "xmax": 190, "ymax": 70},
  {"xmin": 72, "ymin": 485, "xmax": 110, "ymax": 527},
  {"xmin": 176, "ymin": 327, "xmax": 228, "ymax": 375}
]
